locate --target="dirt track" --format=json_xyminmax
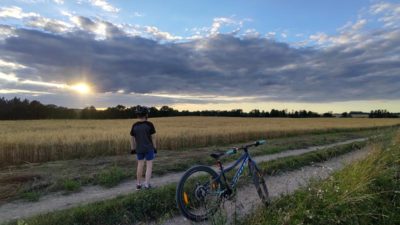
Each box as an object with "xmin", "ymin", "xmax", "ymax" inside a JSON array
[{"xmin": 0, "ymin": 138, "xmax": 367, "ymax": 223}]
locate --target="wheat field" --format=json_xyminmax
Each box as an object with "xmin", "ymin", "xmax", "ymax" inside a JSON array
[{"xmin": 0, "ymin": 117, "xmax": 399, "ymax": 166}]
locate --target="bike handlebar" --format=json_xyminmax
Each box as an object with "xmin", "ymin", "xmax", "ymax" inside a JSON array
[
  {"xmin": 243, "ymin": 139, "xmax": 267, "ymax": 148},
  {"xmin": 224, "ymin": 139, "xmax": 267, "ymax": 155}
]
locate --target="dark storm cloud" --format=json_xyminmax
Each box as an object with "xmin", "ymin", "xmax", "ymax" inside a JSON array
[{"xmin": 0, "ymin": 17, "xmax": 399, "ymax": 102}]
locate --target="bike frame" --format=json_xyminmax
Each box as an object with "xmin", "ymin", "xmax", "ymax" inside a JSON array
[{"xmin": 215, "ymin": 148, "xmax": 255, "ymax": 190}]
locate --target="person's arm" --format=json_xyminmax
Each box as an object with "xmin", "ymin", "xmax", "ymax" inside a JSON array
[
  {"xmin": 130, "ymin": 136, "xmax": 136, "ymax": 150},
  {"xmin": 150, "ymin": 122, "xmax": 157, "ymax": 153},
  {"xmin": 130, "ymin": 124, "xmax": 136, "ymax": 154},
  {"xmin": 151, "ymin": 134, "xmax": 157, "ymax": 149}
]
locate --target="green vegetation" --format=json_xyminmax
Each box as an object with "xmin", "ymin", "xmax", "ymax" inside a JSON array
[
  {"xmin": 6, "ymin": 139, "xmax": 371, "ymax": 225},
  {"xmin": 261, "ymin": 142, "xmax": 366, "ymax": 175},
  {"xmin": 62, "ymin": 179, "xmax": 81, "ymax": 193},
  {"xmin": 19, "ymin": 191, "xmax": 40, "ymax": 202},
  {"xmin": 1, "ymin": 128, "xmax": 380, "ymax": 203},
  {"xmin": 96, "ymin": 166, "xmax": 126, "ymax": 188},
  {"xmin": 241, "ymin": 133, "xmax": 400, "ymax": 225}
]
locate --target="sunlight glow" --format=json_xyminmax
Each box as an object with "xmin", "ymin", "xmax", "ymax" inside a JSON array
[{"xmin": 70, "ymin": 83, "xmax": 91, "ymax": 94}]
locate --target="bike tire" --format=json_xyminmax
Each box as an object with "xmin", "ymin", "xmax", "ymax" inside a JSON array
[
  {"xmin": 249, "ymin": 161, "xmax": 270, "ymax": 205},
  {"xmin": 176, "ymin": 165, "xmax": 221, "ymax": 222}
]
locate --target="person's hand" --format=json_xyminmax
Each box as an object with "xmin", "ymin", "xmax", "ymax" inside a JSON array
[{"xmin": 130, "ymin": 149, "xmax": 136, "ymax": 155}]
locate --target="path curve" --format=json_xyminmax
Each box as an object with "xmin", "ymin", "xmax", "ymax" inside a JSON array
[{"xmin": 0, "ymin": 138, "xmax": 367, "ymax": 223}]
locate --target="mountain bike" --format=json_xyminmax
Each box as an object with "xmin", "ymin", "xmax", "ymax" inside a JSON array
[{"xmin": 176, "ymin": 140, "xmax": 269, "ymax": 222}]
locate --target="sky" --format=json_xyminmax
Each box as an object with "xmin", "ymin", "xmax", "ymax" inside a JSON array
[{"xmin": 0, "ymin": 0, "xmax": 399, "ymax": 113}]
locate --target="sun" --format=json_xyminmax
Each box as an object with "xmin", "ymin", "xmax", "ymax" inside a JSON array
[{"xmin": 70, "ymin": 83, "xmax": 91, "ymax": 94}]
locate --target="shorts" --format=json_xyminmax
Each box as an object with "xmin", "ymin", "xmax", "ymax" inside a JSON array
[{"xmin": 136, "ymin": 149, "xmax": 155, "ymax": 161}]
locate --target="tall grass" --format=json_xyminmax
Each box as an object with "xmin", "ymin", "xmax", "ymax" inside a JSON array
[
  {"xmin": 241, "ymin": 131, "xmax": 400, "ymax": 225},
  {"xmin": 0, "ymin": 117, "xmax": 399, "ymax": 166}
]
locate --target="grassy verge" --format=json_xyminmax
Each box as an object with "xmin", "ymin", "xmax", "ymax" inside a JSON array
[
  {"xmin": 240, "ymin": 131, "xmax": 400, "ymax": 225},
  {"xmin": 6, "ymin": 139, "xmax": 372, "ymax": 225}
]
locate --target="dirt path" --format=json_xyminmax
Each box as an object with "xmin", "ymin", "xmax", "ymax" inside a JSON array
[
  {"xmin": 158, "ymin": 145, "xmax": 371, "ymax": 225},
  {"xmin": 0, "ymin": 138, "xmax": 367, "ymax": 223}
]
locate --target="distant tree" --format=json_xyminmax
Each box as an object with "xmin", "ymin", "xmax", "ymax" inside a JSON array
[
  {"xmin": 0, "ymin": 97, "xmax": 78, "ymax": 120},
  {"xmin": 322, "ymin": 111, "xmax": 333, "ymax": 117},
  {"xmin": 159, "ymin": 105, "xmax": 177, "ymax": 117},
  {"xmin": 81, "ymin": 106, "xmax": 97, "ymax": 119},
  {"xmin": 369, "ymin": 109, "xmax": 398, "ymax": 118},
  {"xmin": 249, "ymin": 109, "xmax": 261, "ymax": 117},
  {"xmin": 4, "ymin": 97, "xmax": 390, "ymax": 120}
]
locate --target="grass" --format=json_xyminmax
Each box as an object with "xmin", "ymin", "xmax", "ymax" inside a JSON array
[
  {"xmin": 261, "ymin": 142, "xmax": 366, "ymax": 175},
  {"xmin": 20, "ymin": 191, "xmax": 40, "ymax": 202},
  {"xmin": 240, "ymin": 131, "xmax": 400, "ymax": 225},
  {"xmin": 62, "ymin": 179, "xmax": 81, "ymax": 193},
  {"xmin": 5, "ymin": 137, "xmax": 374, "ymax": 225},
  {"xmin": 0, "ymin": 117, "xmax": 399, "ymax": 166},
  {"xmin": 96, "ymin": 166, "xmax": 126, "ymax": 188},
  {"xmin": 0, "ymin": 127, "xmax": 386, "ymax": 203}
]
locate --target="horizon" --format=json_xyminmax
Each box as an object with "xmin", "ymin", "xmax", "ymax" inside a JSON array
[
  {"xmin": 0, "ymin": 0, "xmax": 399, "ymax": 112},
  {"xmin": 2, "ymin": 96, "xmax": 399, "ymax": 115}
]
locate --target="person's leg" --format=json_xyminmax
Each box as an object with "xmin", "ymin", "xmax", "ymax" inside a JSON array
[
  {"xmin": 136, "ymin": 159, "xmax": 144, "ymax": 186},
  {"xmin": 145, "ymin": 160, "xmax": 153, "ymax": 187},
  {"xmin": 144, "ymin": 150, "xmax": 155, "ymax": 188}
]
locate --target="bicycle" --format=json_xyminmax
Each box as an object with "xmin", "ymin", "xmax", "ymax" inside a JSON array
[{"xmin": 176, "ymin": 140, "xmax": 269, "ymax": 222}]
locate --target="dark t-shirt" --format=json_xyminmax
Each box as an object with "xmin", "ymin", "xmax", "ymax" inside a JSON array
[{"xmin": 130, "ymin": 121, "xmax": 156, "ymax": 154}]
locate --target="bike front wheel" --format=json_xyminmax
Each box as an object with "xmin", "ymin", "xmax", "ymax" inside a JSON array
[
  {"xmin": 249, "ymin": 161, "xmax": 270, "ymax": 205},
  {"xmin": 176, "ymin": 165, "xmax": 222, "ymax": 222}
]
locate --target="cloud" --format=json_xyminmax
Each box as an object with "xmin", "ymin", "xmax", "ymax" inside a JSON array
[
  {"xmin": 88, "ymin": 0, "xmax": 120, "ymax": 13},
  {"xmin": 370, "ymin": 2, "xmax": 400, "ymax": 28},
  {"xmin": 53, "ymin": 0, "xmax": 64, "ymax": 4},
  {"xmin": 0, "ymin": 59, "xmax": 26, "ymax": 70},
  {"xmin": 0, "ymin": 72, "xmax": 19, "ymax": 82},
  {"xmin": 144, "ymin": 26, "xmax": 183, "ymax": 41},
  {"xmin": 0, "ymin": 6, "xmax": 39, "ymax": 19},
  {"xmin": 0, "ymin": 7, "xmax": 71, "ymax": 33},
  {"xmin": 133, "ymin": 12, "xmax": 144, "ymax": 17},
  {"xmin": 187, "ymin": 17, "xmax": 248, "ymax": 39},
  {"xmin": 26, "ymin": 16, "xmax": 72, "ymax": 33},
  {"xmin": 1, "ymin": 22, "xmax": 399, "ymax": 103},
  {"xmin": 309, "ymin": 32, "xmax": 329, "ymax": 44},
  {"xmin": 0, "ymin": 89, "xmax": 51, "ymax": 94},
  {"xmin": 243, "ymin": 29, "xmax": 260, "ymax": 38},
  {"xmin": 0, "ymin": 3, "xmax": 399, "ymax": 105},
  {"xmin": 0, "ymin": 25, "xmax": 16, "ymax": 40},
  {"xmin": 69, "ymin": 16, "xmax": 124, "ymax": 39},
  {"xmin": 265, "ymin": 32, "xmax": 276, "ymax": 39},
  {"xmin": 210, "ymin": 17, "xmax": 235, "ymax": 35},
  {"xmin": 351, "ymin": 19, "xmax": 367, "ymax": 30}
]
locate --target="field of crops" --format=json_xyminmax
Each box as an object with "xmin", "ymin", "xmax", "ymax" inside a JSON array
[{"xmin": 1, "ymin": 117, "xmax": 399, "ymax": 166}]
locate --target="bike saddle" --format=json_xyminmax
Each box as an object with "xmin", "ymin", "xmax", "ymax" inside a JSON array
[{"xmin": 210, "ymin": 152, "xmax": 225, "ymax": 160}]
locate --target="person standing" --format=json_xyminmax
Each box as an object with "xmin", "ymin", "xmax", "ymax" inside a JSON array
[{"xmin": 130, "ymin": 106, "xmax": 157, "ymax": 190}]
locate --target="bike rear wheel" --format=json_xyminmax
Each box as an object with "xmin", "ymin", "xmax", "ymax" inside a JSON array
[
  {"xmin": 176, "ymin": 165, "xmax": 222, "ymax": 222},
  {"xmin": 249, "ymin": 161, "xmax": 270, "ymax": 205}
]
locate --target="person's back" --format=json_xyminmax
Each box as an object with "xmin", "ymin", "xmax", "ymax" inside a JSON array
[
  {"xmin": 131, "ymin": 121, "xmax": 155, "ymax": 154},
  {"xmin": 130, "ymin": 106, "xmax": 157, "ymax": 190}
]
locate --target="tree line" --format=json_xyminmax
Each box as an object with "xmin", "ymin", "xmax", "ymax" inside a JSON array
[
  {"xmin": 368, "ymin": 109, "xmax": 399, "ymax": 118},
  {"xmin": 0, "ymin": 97, "xmax": 398, "ymax": 120}
]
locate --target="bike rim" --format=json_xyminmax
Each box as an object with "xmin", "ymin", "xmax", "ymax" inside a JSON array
[{"xmin": 180, "ymin": 171, "xmax": 221, "ymax": 219}]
